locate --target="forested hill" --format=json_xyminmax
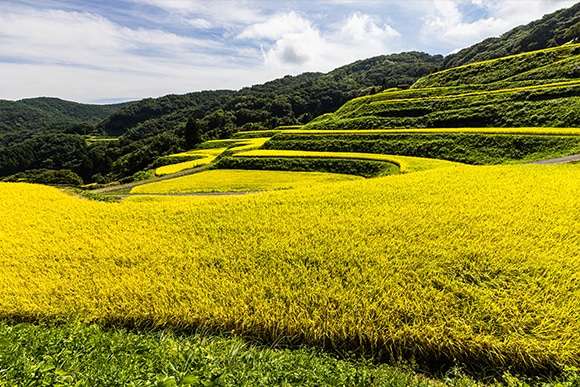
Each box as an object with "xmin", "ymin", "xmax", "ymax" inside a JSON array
[
  {"xmin": 0, "ymin": 52, "xmax": 442, "ymax": 185},
  {"xmin": 3, "ymin": 2, "xmax": 580, "ymax": 186},
  {"xmin": 98, "ymin": 52, "xmax": 443, "ymax": 139},
  {"xmin": 0, "ymin": 97, "xmax": 131, "ymax": 133},
  {"xmin": 443, "ymin": 2, "xmax": 580, "ymax": 69}
]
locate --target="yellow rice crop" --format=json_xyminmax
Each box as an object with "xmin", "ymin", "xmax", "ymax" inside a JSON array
[
  {"xmin": 232, "ymin": 149, "xmax": 462, "ymax": 173},
  {"xmin": 155, "ymin": 139, "xmax": 272, "ymax": 176},
  {"xmin": 233, "ymin": 127, "xmax": 580, "ymax": 137},
  {"xmin": 155, "ymin": 148, "xmax": 227, "ymax": 175},
  {"xmin": 275, "ymin": 128, "xmax": 580, "ymax": 136},
  {"xmin": 1, "ymin": 164, "xmax": 580, "ymax": 371},
  {"xmin": 131, "ymin": 169, "xmax": 361, "ymax": 194},
  {"xmin": 227, "ymin": 137, "xmax": 270, "ymax": 152}
]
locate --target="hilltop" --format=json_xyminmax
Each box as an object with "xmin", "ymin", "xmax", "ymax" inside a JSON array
[
  {"xmin": 0, "ymin": 97, "xmax": 131, "ymax": 134},
  {"xmin": 443, "ymin": 2, "xmax": 580, "ymax": 68}
]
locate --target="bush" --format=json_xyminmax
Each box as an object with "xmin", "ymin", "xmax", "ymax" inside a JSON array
[{"xmin": 30, "ymin": 169, "xmax": 84, "ymax": 186}]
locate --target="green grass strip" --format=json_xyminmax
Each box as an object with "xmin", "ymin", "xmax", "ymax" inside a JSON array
[
  {"xmin": 233, "ymin": 150, "xmax": 462, "ymax": 173},
  {"xmin": 0, "ymin": 319, "xmax": 444, "ymax": 387}
]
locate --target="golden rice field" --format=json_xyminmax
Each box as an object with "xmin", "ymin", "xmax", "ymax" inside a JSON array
[
  {"xmin": 155, "ymin": 148, "xmax": 227, "ymax": 176},
  {"xmin": 279, "ymin": 128, "xmax": 580, "ymax": 136},
  {"xmin": 233, "ymin": 149, "xmax": 462, "ymax": 173},
  {"xmin": 131, "ymin": 169, "xmax": 362, "ymax": 194},
  {"xmin": 1, "ymin": 163, "xmax": 580, "ymax": 372},
  {"xmin": 155, "ymin": 138, "xmax": 271, "ymax": 176},
  {"xmin": 235, "ymin": 127, "xmax": 580, "ymax": 138}
]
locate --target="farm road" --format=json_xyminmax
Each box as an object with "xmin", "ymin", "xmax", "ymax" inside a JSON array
[
  {"xmin": 92, "ymin": 164, "xmax": 212, "ymax": 194},
  {"xmin": 525, "ymin": 154, "xmax": 580, "ymax": 164}
]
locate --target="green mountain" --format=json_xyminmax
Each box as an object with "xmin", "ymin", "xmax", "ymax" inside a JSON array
[
  {"xmin": 0, "ymin": 97, "xmax": 131, "ymax": 133},
  {"xmin": 98, "ymin": 52, "xmax": 443, "ymax": 139},
  {"xmin": 305, "ymin": 44, "xmax": 580, "ymax": 131},
  {"xmin": 443, "ymin": 3, "xmax": 580, "ymax": 68}
]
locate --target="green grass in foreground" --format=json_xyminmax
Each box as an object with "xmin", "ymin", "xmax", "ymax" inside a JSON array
[
  {"xmin": 3, "ymin": 320, "xmax": 580, "ymax": 386},
  {"xmin": 0, "ymin": 320, "xmax": 447, "ymax": 387}
]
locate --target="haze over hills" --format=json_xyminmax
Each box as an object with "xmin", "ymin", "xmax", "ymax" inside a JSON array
[{"xmin": 1, "ymin": 3, "xmax": 580, "ymax": 185}]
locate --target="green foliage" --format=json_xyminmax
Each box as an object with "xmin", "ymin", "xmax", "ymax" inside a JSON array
[
  {"xmin": 263, "ymin": 132, "xmax": 580, "ymax": 164},
  {"xmin": 564, "ymin": 21, "xmax": 580, "ymax": 42},
  {"xmin": 216, "ymin": 156, "xmax": 399, "ymax": 178},
  {"xmin": 0, "ymin": 319, "xmax": 445, "ymax": 387},
  {"xmin": 184, "ymin": 118, "xmax": 203, "ymax": 149},
  {"xmin": 113, "ymin": 132, "xmax": 182, "ymax": 179},
  {"xmin": 97, "ymin": 52, "xmax": 443, "ymax": 141},
  {"xmin": 30, "ymin": 169, "xmax": 84, "ymax": 186},
  {"xmin": 0, "ymin": 133, "xmax": 98, "ymax": 182},
  {"xmin": 1, "ymin": 169, "xmax": 84, "ymax": 185}
]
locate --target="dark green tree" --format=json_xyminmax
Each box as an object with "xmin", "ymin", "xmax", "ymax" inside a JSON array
[
  {"xmin": 564, "ymin": 21, "xmax": 580, "ymax": 42},
  {"xmin": 184, "ymin": 118, "xmax": 203, "ymax": 149}
]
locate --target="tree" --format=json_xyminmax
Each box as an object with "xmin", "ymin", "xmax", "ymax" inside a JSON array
[
  {"xmin": 564, "ymin": 21, "xmax": 580, "ymax": 42},
  {"xmin": 184, "ymin": 118, "xmax": 203, "ymax": 149}
]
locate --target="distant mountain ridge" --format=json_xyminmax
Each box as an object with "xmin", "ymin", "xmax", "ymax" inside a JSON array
[
  {"xmin": 443, "ymin": 3, "xmax": 580, "ymax": 68},
  {"xmin": 0, "ymin": 97, "xmax": 132, "ymax": 133},
  {"xmin": 97, "ymin": 51, "xmax": 443, "ymax": 139}
]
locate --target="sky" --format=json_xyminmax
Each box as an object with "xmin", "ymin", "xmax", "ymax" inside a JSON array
[{"xmin": 0, "ymin": 0, "xmax": 578, "ymax": 104}]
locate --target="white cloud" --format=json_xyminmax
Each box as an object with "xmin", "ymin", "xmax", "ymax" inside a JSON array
[
  {"xmin": 141, "ymin": 0, "xmax": 266, "ymax": 28},
  {"xmin": 420, "ymin": 0, "xmax": 579, "ymax": 53},
  {"xmin": 261, "ymin": 26, "xmax": 328, "ymax": 70},
  {"xmin": 0, "ymin": 7, "xmax": 227, "ymax": 70},
  {"xmin": 420, "ymin": 0, "xmax": 508, "ymax": 50},
  {"xmin": 237, "ymin": 10, "xmax": 402, "ymax": 73},
  {"xmin": 1, "ymin": 0, "xmax": 579, "ymax": 102},
  {"xmin": 341, "ymin": 12, "xmax": 400, "ymax": 42},
  {"xmin": 237, "ymin": 11, "xmax": 313, "ymax": 40}
]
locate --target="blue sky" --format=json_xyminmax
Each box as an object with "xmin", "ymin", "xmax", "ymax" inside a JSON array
[{"xmin": 0, "ymin": 0, "xmax": 577, "ymax": 103}]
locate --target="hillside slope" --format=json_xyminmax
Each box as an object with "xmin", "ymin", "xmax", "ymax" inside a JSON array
[
  {"xmin": 0, "ymin": 97, "xmax": 130, "ymax": 133},
  {"xmin": 97, "ymin": 52, "xmax": 443, "ymax": 139},
  {"xmin": 305, "ymin": 44, "xmax": 580, "ymax": 131},
  {"xmin": 443, "ymin": 3, "xmax": 580, "ymax": 68}
]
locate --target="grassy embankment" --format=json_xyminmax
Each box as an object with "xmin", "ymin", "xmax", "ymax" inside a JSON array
[{"xmin": 303, "ymin": 44, "xmax": 580, "ymax": 130}]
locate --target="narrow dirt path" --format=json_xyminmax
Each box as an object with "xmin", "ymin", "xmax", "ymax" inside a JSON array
[
  {"xmin": 525, "ymin": 154, "xmax": 580, "ymax": 165},
  {"xmin": 108, "ymin": 191, "xmax": 259, "ymax": 199},
  {"xmin": 93, "ymin": 164, "xmax": 213, "ymax": 194}
]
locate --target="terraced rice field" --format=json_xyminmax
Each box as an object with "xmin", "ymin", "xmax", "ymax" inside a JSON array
[
  {"xmin": 131, "ymin": 169, "xmax": 362, "ymax": 194},
  {"xmin": 2, "ymin": 163, "xmax": 580, "ymax": 374}
]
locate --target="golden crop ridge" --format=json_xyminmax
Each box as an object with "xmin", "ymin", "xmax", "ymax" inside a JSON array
[
  {"xmin": 1, "ymin": 164, "xmax": 580, "ymax": 373},
  {"xmin": 232, "ymin": 149, "xmax": 461, "ymax": 173},
  {"xmin": 131, "ymin": 169, "xmax": 362, "ymax": 194}
]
